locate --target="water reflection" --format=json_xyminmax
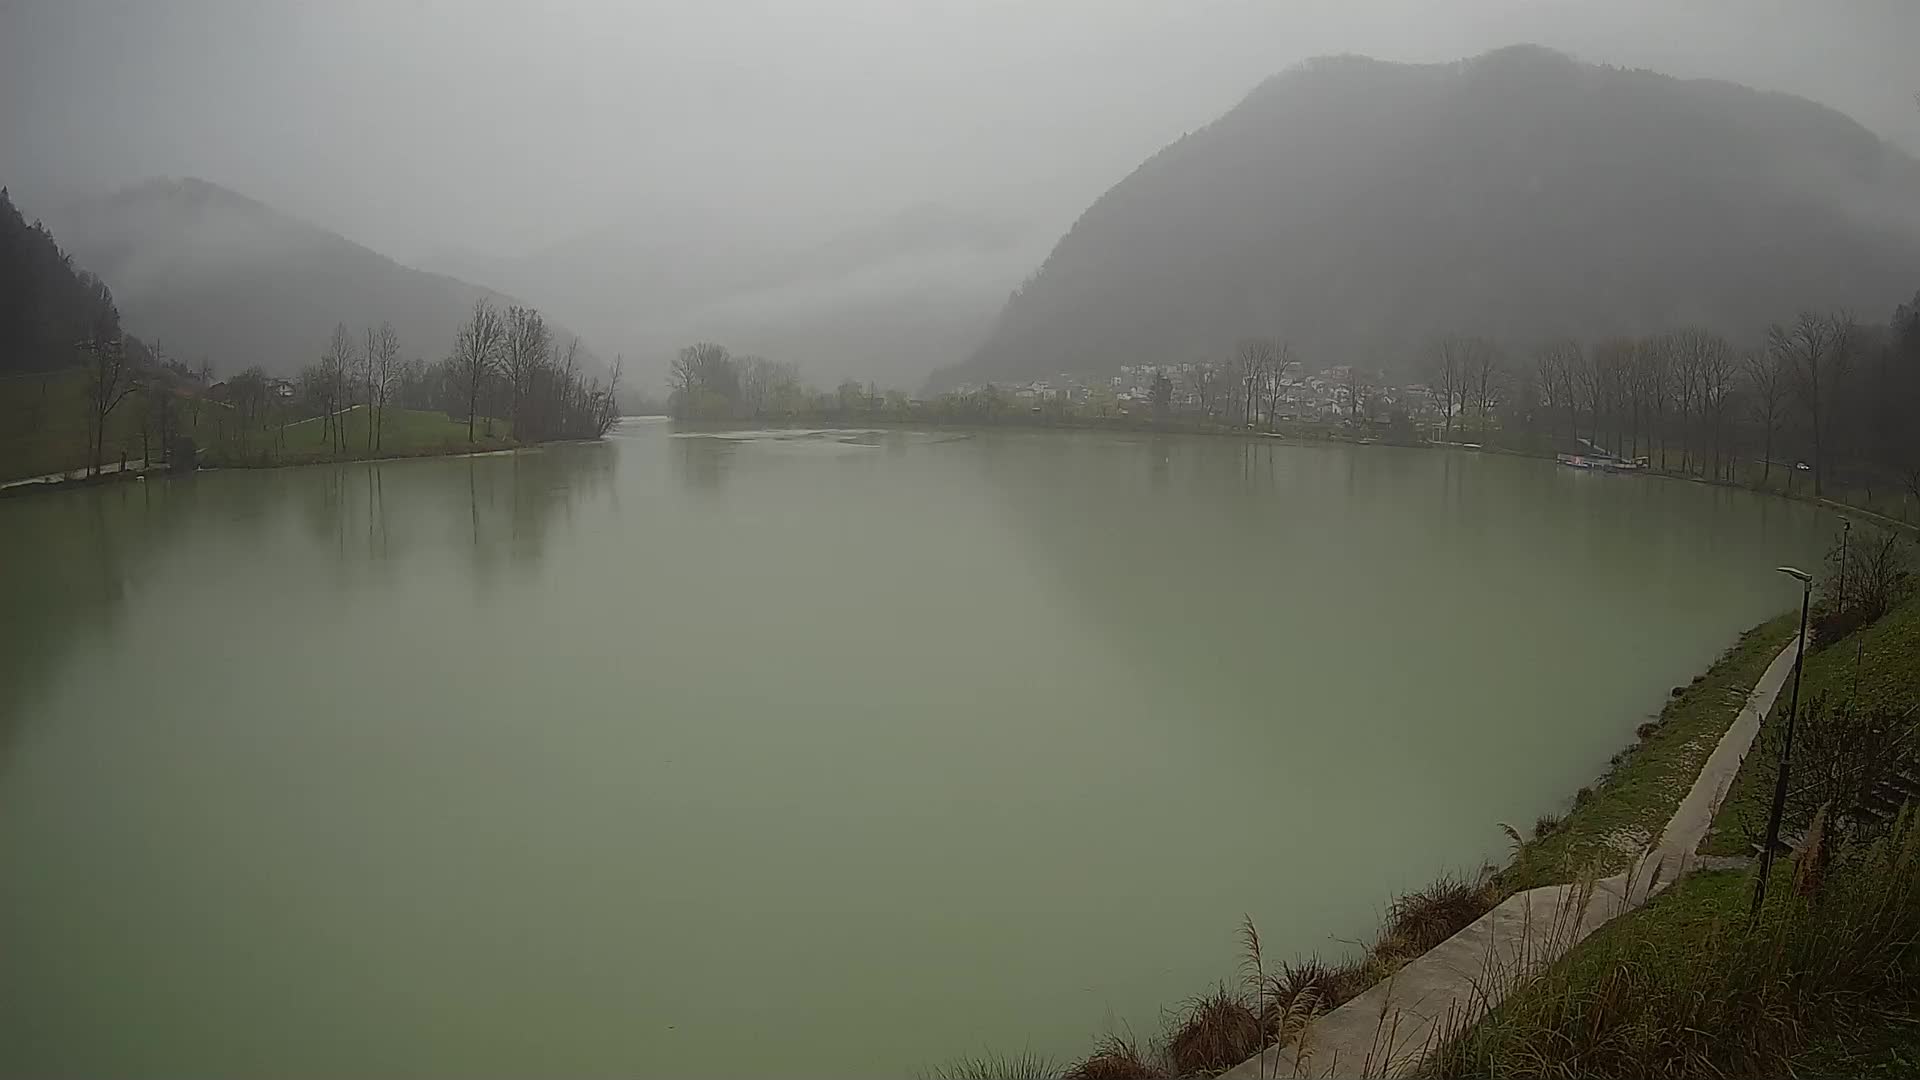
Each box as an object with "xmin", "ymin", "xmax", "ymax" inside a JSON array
[
  {"xmin": 671, "ymin": 434, "xmax": 737, "ymax": 492},
  {"xmin": 0, "ymin": 445, "xmax": 614, "ymax": 741}
]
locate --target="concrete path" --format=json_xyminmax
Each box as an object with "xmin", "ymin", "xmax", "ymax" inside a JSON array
[
  {"xmin": 280, "ymin": 403, "xmax": 362, "ymax": 428},
  {"xmin": 0, "ymin": 456, "xmax": 153, "ymax": 491},
  {"xmin": 1222, "ymin": 636, "xmax": 1802, "ymax": 1079}
]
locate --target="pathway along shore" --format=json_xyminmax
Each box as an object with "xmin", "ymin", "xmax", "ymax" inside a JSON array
[{"xmin": 1222, "ymin": 636, "xmax": 1804, "ymax": 1079}]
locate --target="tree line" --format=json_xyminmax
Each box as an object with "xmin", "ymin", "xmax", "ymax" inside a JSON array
[
  {"xmin": 76, "ymin": 299, "xmax": 622, "ymax": 474},
  {"xmin": 234, "ymin": 300, "xmax": 623, "ymax": 457},
  {"xmin": 1422, "ymin": 297, "xmax": 1920, "ymax": 500}
]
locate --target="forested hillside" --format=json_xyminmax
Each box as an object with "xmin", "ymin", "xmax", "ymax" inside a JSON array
[
  {"xmin": 0, "ymin": 187, "xmax": 124, "ymax": 374},
  {"xmin": 942, "ymin": 46, "xmax": 1920, "ymax": 387}
]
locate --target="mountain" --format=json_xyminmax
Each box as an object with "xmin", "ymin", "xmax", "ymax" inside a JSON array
[
  {"xmin": 0, "ymin": 187, "xmax": 127, "ymax": 374},
  {"xmin": 423, "ymin": 202, "xmax": 1045, "ymax": 390},
  {"xmin": 37, "ymin": 178, "xmax": 593, "ymax": 378},
  {"xmin": 940, "ymin": 45, "xmax": 1920, "ymax": 388}
]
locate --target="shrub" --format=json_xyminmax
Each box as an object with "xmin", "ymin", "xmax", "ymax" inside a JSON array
[
  {"xmin": 1060, "ymin": 1036, "xmax": 1164, "ymax": 1080},
  {"xmin": 1266, "ymin": 957, "xmax": 1368, "ymax": 1018},
  {"xmin": 1377, "ymin": 869, "xmax": 1500, "ymax": 964},
  {"xmin": 923, "ymin": 1051, "xmax": 1059, "ymax": 1080},
  {"xmin": 1164, "ymin": 985, "xmax": 1266, "ymax": 1076},
  {"xmin": 1532, "ymin": 813, "xmax": 1562, "ymax": 840},
  {"xmin": 1811, "ymin": 603, "xmax": 1873, "ymax": 650},
  {"xmin": 1812, "ymin": 524, "xmax": 1914, "ymax": 650},
  {"xmin": 1637, "ymin": 721, "xmax": 1661, "ymax": 740}
]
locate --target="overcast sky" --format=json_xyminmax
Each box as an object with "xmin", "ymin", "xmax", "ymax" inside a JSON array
[{"xmin": 4, "ymin": 0, "xmax": 1916, "ymax": 262}]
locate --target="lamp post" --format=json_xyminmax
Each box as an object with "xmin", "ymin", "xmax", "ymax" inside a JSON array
[{"xmin": 1753, "ymin": 565, "xmax": 1813, "ymax": 917}]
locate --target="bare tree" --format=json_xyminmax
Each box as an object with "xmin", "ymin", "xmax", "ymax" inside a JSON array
[
  {"xmin": 1700, "ymin": 343, "xmax": 1737, "ymax": 479},
  {"xmin": 594, "ymin": 356, "xmax": 624, "ymax": 437},
  {"xmin": 1184, "ymin": 360, "xmax": 1220, "ymax": 419},
  {"xmin": 1665, "ymin": 329, "xmax": 1708, "ymax": 472},
  {"xmin": 1568, "ymin": 343, "xmax": 1604, "ymax": 452},
  {"xmin": 1469, "ymin": 340, "xmax": 1504, "ymax": 430},
  {"xmin": 1533, "ymin": 345, "xmax": 1565, "ymax": 443},
  {"xmin": 1743, "ymin": 348, "xmax": 1791, "ymax": 486},
  {"xmin": 668, "ymin": 345, "xmax": 699, "ymax": 403},
  {"xmin": 737, "ymin": 354, "xmax": 774, "ymax": 417},
  {"xmin": 1533, "ymin": 340, "xmax": 1581, "ymax": 446},
  {"xmin": 1588, "ymin": 338, "xmax": 1637, "ymax": 457},
  {"xmin": 1235, "ymin": 338, "xmax": 1281, "ymax": 427},
  {"xmin": 368, "ymin": 322, "xmax": 400, "ymax": 453},
  {"xmin": 1640, "ymin": 333, "xmax": 1676, "ymax": 469},
  {"xmin": 1259, "ymin": 341, "xmax": 1297, "ymax": 427},
  {"xmin": 1770, "ymin": 310, "xmax": 1855, "ymax": 497},
  {"xmin": 502, "ymin": 305, "xmax": 551, "ymax": 439},
  {"xmin": 1428, "ymin": 338, "xmax": 1465, "ymax": 442},
  {"xmin": 1342, "ymin": 364, "xmax": 1375, "ymax": 424},
  {"xmin": 322, "ymin": 323, "xmax": 356, "ymax": 455},
  {"xmin": 82, "ymin": 316, "xmax": 138, "ymax": 477},
  {"xmin": 450, "ymin": 300, "xmax": 506, "ymax": 442},
  {"xmin": 669, "ymin": 342, "xmax": 738, "ymax": 418}
]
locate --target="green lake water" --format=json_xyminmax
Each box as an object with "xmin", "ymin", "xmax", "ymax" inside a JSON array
[{"xmin": 0, "ymin": 422, "xmax": 1831, "ymax": 1077}]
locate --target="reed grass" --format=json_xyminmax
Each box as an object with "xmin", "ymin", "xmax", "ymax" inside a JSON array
[{"xmin": 1422, "ymin": 806, "xmax": 1920, "ymax": 1078}]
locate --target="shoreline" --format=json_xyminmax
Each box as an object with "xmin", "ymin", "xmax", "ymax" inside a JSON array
[
  {"xmin": 1223, "ymin": 628, "xmax": 1805, "ymax": 1078},
  {"xmin": 933, "ymin": 612, "xmax": 1803, "ymax": 1079},
  {"xmin": 0, "ymin": 436, "xmax": 610, "ymax": 501},
  {"xmin": 674, "ymin": 413, "xmax": 1914, "ymax": 535}
]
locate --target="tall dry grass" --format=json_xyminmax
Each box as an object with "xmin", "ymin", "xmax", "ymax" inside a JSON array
[
  {"xmin": 1421, "ymin": 805, "xmax": 1920, "ymax": 1078},
  {"xmin": 923, "ymin": 865, "xmax": 1508, "ymax": 1079}
]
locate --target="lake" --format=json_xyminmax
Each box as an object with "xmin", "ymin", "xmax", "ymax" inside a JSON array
[{"xmin": 0, "ymin": 422, "xmax": 1831, "ymax": 1077}]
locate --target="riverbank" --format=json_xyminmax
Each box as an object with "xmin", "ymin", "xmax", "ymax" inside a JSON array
[
  {"xmin": 927, "ymin": 613, "xmax": 1808, "ymax": 1080},
  {"xmin": 680, "ymin": 412, "xmax": 1914, "ymax": 540},
  {"xmin": 0, "ymin": 408, "xmax": 597, "ymax": 499},
  {"xmin": 195, "ymin": 406, "xmax": 519, "ymax": 469},
  {"xmin": 0, "ymin": 464, "xmax": 148, "ymax": 500},
  {"xmin": 1423, "ymin": 583, "xmax": 1920, "ymax": 1078}
]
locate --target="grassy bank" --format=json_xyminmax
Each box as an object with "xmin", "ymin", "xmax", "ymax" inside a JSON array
[
  {"xmin": 197, "ymin": 405, "xmax": 516, "ymax": 468},
  {"xmin": 1422, "ymin": 580, "xmax": 1920, "ymax": 1078},
  {"xmin": 925, "ymin": 614, "xmax": 1803, "ymax": 1080},
  {"xmin": 0, "ymin": 368, "xmax": 156, "ymax": 481},
  {"xmin": 0, "ymin": 368, "xmax": 525, "ymax": 485},
  {"xmin": 1704, "ymin": 594, "xmax": 1920, "ymax": 857},
  {"xmin": 1502, "ymin": 615, "xmax": 1797, "ymax": 888},
  {"xmin": 1423, "ymin": 818, "xmax": 1920, "ymax": 1078}
]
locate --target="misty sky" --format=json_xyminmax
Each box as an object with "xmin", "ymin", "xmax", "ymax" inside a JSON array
[{"xmin": 4, "ymin": 0, "xmax": 1917, "ymax": 263}]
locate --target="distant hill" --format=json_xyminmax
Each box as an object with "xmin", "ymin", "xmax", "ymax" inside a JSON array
[
  {"xmin": 38, "ymin": 178, "xmax": 594, "ymax": 378},
  {"xmin": 425, "ymin": 201, "xmax": 1044, "ymax": 390},
  {"xmin": 940, "ymin": 45, "xmax": 1920, "ymax": 388}
]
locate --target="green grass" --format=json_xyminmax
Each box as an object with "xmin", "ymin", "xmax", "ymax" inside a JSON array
[
  {"xmin": 1425, "ymin": 807, "xmax": 1920, "ymax": 1079},
  {"xmin": 1792, "ymin": 1002, "xmax": 1920, "ymax": 1078},
  {"xmin": 1428, "ymin": 586, "xmax": 1920, "ymax": 1078},
  {"xmin": 1501, "ymin": 615, "xmax": 1799, "ymax": 890},
  {"xmin": 1702, "ymin": 596, "xmax": 1920, "ymax": 857},
  {"xmin": 0, "ymin": 368, "xmax": 162, "ymax": 481},
  {"xmin": 2, "ymin": 369, "xmax": 520, "ymax": 479},
  {"xmin": 200, "ymin": 405, "xmax": 514, "ymax": 468}
]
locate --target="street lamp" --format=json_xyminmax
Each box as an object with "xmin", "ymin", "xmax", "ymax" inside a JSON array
[{"xmin": 1753, "ymin": 564, "xmax": 1813, "ymax": 917}]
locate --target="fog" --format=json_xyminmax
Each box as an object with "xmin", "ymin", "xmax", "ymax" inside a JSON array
[{"xmin": 3, "ymin": 0, "xmax": 1916, "ymax": 385}]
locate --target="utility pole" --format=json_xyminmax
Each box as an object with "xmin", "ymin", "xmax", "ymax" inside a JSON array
[{"xmin": 1754, "ymin": 565, "xmax": 1813, "ymax": 917}]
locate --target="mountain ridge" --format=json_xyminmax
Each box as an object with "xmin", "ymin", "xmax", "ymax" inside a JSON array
[
  {"xmin": 938, "ymin": 45, "xmax": 1920, "ymax": 388},
  {"xmin": 37, "ymin": 177, "xmax": 601, "ymax": 379}
]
